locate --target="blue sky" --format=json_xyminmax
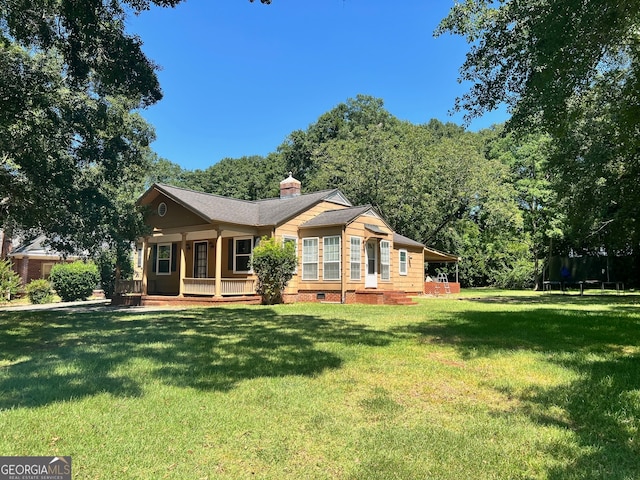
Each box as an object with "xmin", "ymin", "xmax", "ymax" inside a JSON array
[{"xmin": 127, "ymin": 0, "xmax": 508, "ymax": 171}]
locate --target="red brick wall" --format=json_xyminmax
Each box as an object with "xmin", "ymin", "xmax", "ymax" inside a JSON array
[
  {"xmin": 295, "ymin": 290, "xmax": 342, "ymax": 303},
  {"xmin": 424, "ymin": 282, "xmax": 461, "ymax": 295},
  {"xmin": 12, "ymin": 258, "xmax": 74, "ymax": 286},
  {"xmin": 12, "ymin": 258, "xmax": 44, "ymax": 286}
]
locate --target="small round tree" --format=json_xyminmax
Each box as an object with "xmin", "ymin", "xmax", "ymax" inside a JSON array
[
  {"xmin": 49, "ymin": 261, "xmax": 100, "ymax": 302},
  {"xmin": 0, "ymin": 259, "xmax": 21, "ymax": 301},
  {"xmin": 250, "ymin": 236, "xmax": 297, "ymax": 305}
]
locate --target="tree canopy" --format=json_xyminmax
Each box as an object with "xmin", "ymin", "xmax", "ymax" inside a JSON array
[
  {"xmin": 0, "ymin": 0, "xmax": 193, "ymax": 256},
  {"xmin": 436, "ymin": 0, "xmax": 640, "ymax": 135},
  {"xmin": 438, "ymin": 0, "xmax": 640, "ymax": 270}
]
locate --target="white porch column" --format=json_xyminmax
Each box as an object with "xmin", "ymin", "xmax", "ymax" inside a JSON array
[
  {"xmin": 215, "ymin": 231, "xmax": 223, "ymax": 297},
  {"xmin": 179, "ymin": 233, "xmax": 187, "ymax": 297},
  {"xmin": 141, "ymin": 237, "xmax": 149, "ymax": 295}
]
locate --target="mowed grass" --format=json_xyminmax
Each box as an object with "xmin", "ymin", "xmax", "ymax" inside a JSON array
[{"xmin": 1, "ymin": 292, "xmax": 640, "ymax": 479}]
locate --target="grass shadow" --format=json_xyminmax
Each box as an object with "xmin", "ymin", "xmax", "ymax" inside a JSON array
[
  {"xmin": 0, "ymin": 306, "xmax": 393, "ymax": 409},
  {"xmin": 395, "ymin": 300, "xmax": 640, "ymax": 479}
]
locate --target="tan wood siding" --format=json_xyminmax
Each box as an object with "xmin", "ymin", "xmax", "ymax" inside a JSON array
[
  {"xmin": 149, "ymin": 196, "xmax": 209, "ymax": 230},
  {"xmin": 276, "ymin": 202, "xmax": 348, "ymax": 294},
  {"xmin": 392, "ymin": 245, "xmax": 424, "ymax": 293}
]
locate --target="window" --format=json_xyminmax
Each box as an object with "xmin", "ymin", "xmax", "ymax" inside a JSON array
[
  {"xmin": 137, "ymin": 246, "xmax": 143, "ymax": 268},
  {"xmin": 302, "ymin": 238, "xmax": 319, "ymax": 280},
  {"xmin": 350, "ymin": 237, "xmax": 362, "ymax": 280},
  {"xmin": 42, "ymin": 263, "xmax": 54, "ymax": 279},
  {"xmin": 157, "ymin": 243, "xmax": 172, "ymax": 275},
  {"xmin": 283, "ymin": 236, "xmax": 298, "ymax": 274},
  {"xmin": 399, "ymin": 249, "xmax": 408, "ymax": 276},
  {"xmin": 157, "ymin": 202, "xmax": 167, "ymax": 217},
  {"xmin": 380, "ymin": 240, "xmax": 390, "ymax": 281},
  {"xmin": 323, "ymin": 236, "xmax": 341, "ymax": 280},
  {"xmin": 234, "ymin": 237, "xmax": 253, "ymax": 273}
]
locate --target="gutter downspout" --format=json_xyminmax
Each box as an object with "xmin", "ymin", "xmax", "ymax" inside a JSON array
[{"xmin": 341, "ymin": 225, "xmax": 347, "ymax": 303}]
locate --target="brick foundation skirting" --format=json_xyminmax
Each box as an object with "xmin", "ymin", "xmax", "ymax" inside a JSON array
[{"xmin": 424, "ymin": 282, "xmax": 461, "ymax": 295}]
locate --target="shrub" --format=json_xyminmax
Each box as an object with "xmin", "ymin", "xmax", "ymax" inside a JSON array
[
  {"xmin": 0, "ymin": 259, "xmax": 21, "ymax": 301},
  {"xmin": 26, "ymin": 279, "xmax": 54, "ymax": 304},
  {"xmin": 250, "ymin": 236, "xmax": 297, "ymax": 305},
  {"xmin": 49, "ymin": 261, "xmax": 100, "ymax": 302},
  {"xmin": 95, "ymin": 248, "xmax": 134, "ymax": 299}
]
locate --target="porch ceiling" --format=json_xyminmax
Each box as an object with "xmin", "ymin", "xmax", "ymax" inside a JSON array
[{"xmin": 424, "ymin": 246, "xmax": 460, "ymax": 263}]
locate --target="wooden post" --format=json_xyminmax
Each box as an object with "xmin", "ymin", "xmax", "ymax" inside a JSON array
[
  {"xmin": 215, "ymin": 231, "xmax": 223, "ymax": 297},
  {"xmin": 141, "ymin": 237, "xmax": 149, "ymax": 295},
  {"xmin": 179, "ymin": 233, "xmax": 187, "ymax": 297}
]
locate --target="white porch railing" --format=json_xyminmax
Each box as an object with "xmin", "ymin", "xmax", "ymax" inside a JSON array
[{"xmin": 183, "ymin": 278, "xmax": 256, "ymax": 296}]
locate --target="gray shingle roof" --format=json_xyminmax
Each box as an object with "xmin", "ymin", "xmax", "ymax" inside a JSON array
[
  {"xmin": 256, "ymin": 190, "xmax": 349, "ymax": 225},
  {"xmin": 9, "ymin": 234, "xmax": 83, "ymax": 258},
  {"xmin": 142, "ymin": 184, "xmax": 433, "ymax": 253},
  {"xmin": 299, "ymin": 205, "xmax": 374, "ymax": 228},
  {"xmin": 393, "ymin": 232, "xmax": 426, "ymax": 248},
  {"xmin": 145, "ymin": 184, "xmax": 352, "ymax": 227}
]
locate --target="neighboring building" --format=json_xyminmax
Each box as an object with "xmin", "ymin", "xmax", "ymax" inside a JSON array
[
  {"xmin": 124, "ymin": 174, "xmax": 458, "ymax": 306},
  {"xmin": 8, "ymin": 235, "xmax": 80, "ymax": 286}
]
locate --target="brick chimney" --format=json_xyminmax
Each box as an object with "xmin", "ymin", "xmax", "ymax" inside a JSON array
[{"xmin": 280, "ymin": 172, "xmax": 301, "ymax": 198}]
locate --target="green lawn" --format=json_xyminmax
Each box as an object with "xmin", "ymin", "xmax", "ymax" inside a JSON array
[{"xmin": 1, "ymin": 292, "xmax": 639, "ymax": 479}]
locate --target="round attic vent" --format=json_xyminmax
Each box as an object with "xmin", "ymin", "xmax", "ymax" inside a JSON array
[{"xmin": 158, "ymin": 202, "xmax": 167, "ymax": 217}]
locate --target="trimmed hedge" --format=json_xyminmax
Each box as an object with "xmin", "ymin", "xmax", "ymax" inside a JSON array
[{"xmin": 49, "ymin": 261, "xmax": 99, "ymax": 302}]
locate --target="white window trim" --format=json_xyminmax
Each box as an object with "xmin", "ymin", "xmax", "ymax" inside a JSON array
[
  {"xmin": 323, "ymin": 235, "xmax": 341, "ymax": 281},
  {"xmin": 234, "ymin": 236, "xmax": 254, "ymax": 274},
  {"xmin": 302, "ymin": 237, "xmax": 319, "ymax": 281},
  {"xmin": 156, "ymin": 243, "xmax": 172, "ymax": 276},
  {"xmin": 350, "ymin": 236, "xmax": 362, "ymax": 281},
  {"xmin": 282, "ymin": 235, "xmax": 298, "ymax": 274},
  {"xmin": 380, "ymin": 240, "xmax": 391, "ymax": 281},
  {"xmin": 399, "ymin": 249, "xmax": 408, "ymax": 276}
]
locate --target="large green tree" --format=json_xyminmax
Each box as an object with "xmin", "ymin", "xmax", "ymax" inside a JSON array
[
  {"xmin": 279, "ymin": 95, "xmax": 399, "ymax": 185},
  {"xmin": 186, "ymin": 154, "xmax": 286, "ymax": 200},
  {"xmin": 436, "ymin": 0, "xmax": 639, "ymax": 135},
  {"xmin": 0, "ymin": 0, "xmax": 189, "ymax": 254},
  {"xmin": 437, "ymin": 0, "xmax": 640, "ymax": 266},
  {"xmin": 487, "ymin": 130, "xmax": 563, "ymax": 288}
]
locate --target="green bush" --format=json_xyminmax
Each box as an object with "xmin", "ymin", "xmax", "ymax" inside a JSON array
[
  {"xmin": 250, "ymin": 236, "xmax": 297, "ymax": 305},
  {"xmin": 26, "ymin": 279, "xmax": 54, "ymax": 304},
  {"xmin": 0, "ymin": 259, "xmax": 21, "ymax": 301},
  {"xmin": 49, "ymin": 261, "xmax": 100, "ymax": 302},
  {"xmin": 95, "ymin": 248, "xmax": 134, "ymax": 299}
]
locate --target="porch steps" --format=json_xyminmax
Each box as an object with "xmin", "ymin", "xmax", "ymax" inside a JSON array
[
  {"xmin": 353, "ymin": 290, "xmax": 418, "ymax": 305},
  {"xmin": 383, "ymin": 291, "xmax": 418, "ymax": 306}
]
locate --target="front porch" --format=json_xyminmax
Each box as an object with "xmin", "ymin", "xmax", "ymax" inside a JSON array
[{"xmin": 113, "ymin": 278, "xmax": 260, "ymax": 307}]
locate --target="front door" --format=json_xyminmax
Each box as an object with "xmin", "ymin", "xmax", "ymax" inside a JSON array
[
  {"xmin": 193, "ymin": 241, "xmax": 208, "ymax": 278},
  {"xmin": 365, "ymin": 240, "xmax": 377, "ymax": 288}
]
